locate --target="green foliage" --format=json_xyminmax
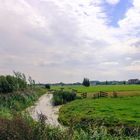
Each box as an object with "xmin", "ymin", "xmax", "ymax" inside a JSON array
[
  {"xmin": 0, "ymin": 72, "xmax": 28, "ymax": 94},
  {"xmin": 28, "ymin": 76, "xmax": 35, "ymax": 89},
  {"xmin": 73, "ymin": 125, "xmax": 140, "ymax": 140},
  {"xmin": 13, "ymin": 71, "xmax": 27, "ymax": 90},
  {"xmin": 53, "ymin": 90, "xmax": 77, "ymax": 106},
  {"xmin": 0, "ymin": 115, "xmax": 33, "ymax": 140},
  {"xmin": 0, "ymin": 76, "xmax": 11, "ymax": 93},
  {"xmin": 0, "ymin": 114, "xmax": 67, "ymax": 140},
  {"xmin": 1, "ymin": 115, "xmax": 140, "ymax": 140},
  {"xmin": 82, "ymin": 78, "xmax": 90, "ymax": 87},
  {"xmin": 0, "ymin": 75, "xmax": 19, "ymax": 93},
  {"xmin": 59, "ymin": 96, "xmax": 140, "ymax": 126},
  {"xmin": 45, "ymin": 84, "xmax": 51, "ymax": 89},
  {"xmin": 0, "ymin": 87, "xmax": 46, "ymax": 118}
]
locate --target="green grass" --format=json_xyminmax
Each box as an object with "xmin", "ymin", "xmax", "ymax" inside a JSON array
[
  {"xmin": 59, "ymin": 96, "xmax": 140, "ymax": 126},
  {"xmin": 52, "ymin": 85, "xmax": 140, "ymax": 93}
]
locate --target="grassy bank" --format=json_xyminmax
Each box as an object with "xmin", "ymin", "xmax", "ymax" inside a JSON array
[
  {"xmin": 1, "ymin": 114, "xmax": 140, "ymax": 140},
  {"xmin": 59, "ymin": 96, "xmax": 140, "ymax": 126},
  {"xmin": 0, "ymin": 87, "xmax": 46, "ymax": 118}
]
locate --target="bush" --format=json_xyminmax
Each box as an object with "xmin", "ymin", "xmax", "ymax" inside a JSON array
[
  {"xmin": 0, "ymin": 76, "xmax": 11, "ymax": 93},
  {"xmin": 0, "ymin": 74, "xmax": 27, "ymax": 94},
  {"xmin": 1, "ymin": 115, "xmax": 140, "ymax": 140},
  {"xmin": 0, "ymin": 116, "xmax": 33, "ymax": 140},
  {"xmin": 0, "ymin": 75, "xmax": 18, "ymax": 93},
  {"xmin": 53, "ymin": 90, "xmax": 77, "ymax": 106},
  {"xmin": 0, "ymin": 115, "xmax": 66, "ymax": 140},
  {"xmin": 45, "ymin": 84, "xmax": 51, "ymax": 89}
]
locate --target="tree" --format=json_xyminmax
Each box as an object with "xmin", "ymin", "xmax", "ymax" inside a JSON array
[
  {"xmin": 123, "ymin": 81, "xmax": 126, "ymax": 85},
  {"xmin": 45, "ymin": 84, "xmax": 50, "ymax": 89},
  {"xmin": 82, "ymin": 78, "xmax": 90, "ymax": 87}
]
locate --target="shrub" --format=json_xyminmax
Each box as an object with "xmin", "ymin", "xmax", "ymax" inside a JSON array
[
  {"xmin": 0, "ymin": 75, "xmax": 18, "ymax": 93},
  {"xmin": 13, "ymin": 71, "xmax": 27, "ymax": 90},
  {"xmin": 45, "ymin": 84, "xmax": 51, "ymax": 89},
  {"xmin": 1, "ymin": 115, "xmax": 140, "ymax": 140},
  {"xmin": 0, "ymin": 115, "xmax": 66, "ymax": 140},
  {"xmin": 0, "ymin": 73, "xmax": 27, "ymax": 94},
  {"xmin": 0, "ymin": 116, "xmax": 33, "ymax": 140},
  {"xmin": 53, "ymin": 90, "xmax": 77, "ymax": 106},
  {"xmin": 0, "ymin": 76, "xmax": 11, "ymax": 93}
]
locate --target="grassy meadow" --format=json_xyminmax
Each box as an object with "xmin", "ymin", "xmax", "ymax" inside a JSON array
[
  {"xmin": 58, "ymin": 85, "xmax": 140, "ymax": 128},
  {"xmin": 59, "ymin": 96, "xmax": 140, "ymax": 126},
  {"xmin": 52, "ymin": 84, "xmax": 140, "ymax": 92},
  {"xmin": 52, "ymin": 85, "xmax": 140, "ymax": 98}
]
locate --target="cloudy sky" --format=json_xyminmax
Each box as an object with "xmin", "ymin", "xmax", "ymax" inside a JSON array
[{"xmin": 0, "ymin": 0, "xmax": 140, "ymax": 83}]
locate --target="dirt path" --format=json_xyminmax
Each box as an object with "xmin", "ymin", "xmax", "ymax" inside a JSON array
[{"xmin": 27, "ymin": 94, "xmax": 61, "ymax": 127}]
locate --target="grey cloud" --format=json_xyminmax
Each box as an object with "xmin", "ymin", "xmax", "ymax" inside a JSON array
[
  {"xmin": 131, "ymin": 40, "xmax": 140, "ymax": 48},
  {"xmin": 0, "ymin": 0, "xmax": 140, "ymax": 82}
]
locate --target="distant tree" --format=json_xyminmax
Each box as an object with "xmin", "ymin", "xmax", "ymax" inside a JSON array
[
  {"xmin": 82, "ymin": 78, "xmax": 90, "ymax": 87},
  {"xmin": 105, "ymin": 80, "xmax": 108, "ymax": 85},
  {"xmin": 45, "ymin": 84, "xmax": 51, "ymax": 89},
  {"xmin": 123, "ymin": 81, "xmax": 126, "ymax": 85}
]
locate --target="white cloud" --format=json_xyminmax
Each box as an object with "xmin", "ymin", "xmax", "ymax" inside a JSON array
[
  {"xmin": 125, "ymin": 57, "xmax": 132, "ymax": 61},
  {"xmin": 0, "ymin": 0, "xmax": 140, "ymax": 82},
  {"xmin": 118, "ymin": 0, "xmax": 140, "ymax": 37},
  {"xmin": 100, "ymin": 61, "xmax": 119, "ymax": 65}
]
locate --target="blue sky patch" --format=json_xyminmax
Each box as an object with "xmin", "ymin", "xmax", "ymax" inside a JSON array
[{"xmin": 104, "ymin": 0, "xmax": 132, "ymax": 27}]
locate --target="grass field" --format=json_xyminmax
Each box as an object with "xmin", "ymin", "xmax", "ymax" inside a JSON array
[
  {"xmin": 52, "ymin": 85, "xmax": 140, "ymax": 93},
  {"xmin": 59, "ymin": 96, "xmax": 140, "ymax": 126}
]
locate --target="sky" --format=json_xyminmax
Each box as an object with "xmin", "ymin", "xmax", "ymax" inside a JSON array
[{"xmin": 0, "ymin": 0, "xmax": 140, "ymax": 83}]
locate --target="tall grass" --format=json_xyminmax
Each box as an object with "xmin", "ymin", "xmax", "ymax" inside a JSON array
[
  {"xmin": 0, "ymin": 114, "xmax": 140, "ymax": 140},
  {"xmin": 0, "ymin": 87, "xmax": 46, "ymax": 118}
]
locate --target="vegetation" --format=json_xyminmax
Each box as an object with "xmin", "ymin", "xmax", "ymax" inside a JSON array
[
  {"xmin": 0, "ymin": 87, "xmax": 46, "ymax": 118},
  {"xmin": 0, "ymin": 114, "xmax": 65, "ymax": 140},
  {"xmin": 52, "ymin": 85, "xmax": 140, "ymax": 94},
  {"xmin": 59, "ymin": 96, "xmax": 140, "ymax": 126},
  {"xmin": 45, "ymin": 84, "xmax": 51, "ymax": 89},
  {"xmin": 0, "ymin": 74, "xmax": 27, "ymax": 94},
  {"xmin": 0, "ymin": 72, "xmax": 46, "ymax": 118},
  {"xmin": 1, "ymin": 72, "xmax": 140, "ymax": 139},
  {"xmin": 82, "ymin": 78, "xmax": 90, "ymax": 87},
  {"xmin": 52, "ymin": 90, "xmax": 77, "ymax": 106},
  {"xmin": 1, "ymin": 114, "xmax": 140, "ymax": 140}
]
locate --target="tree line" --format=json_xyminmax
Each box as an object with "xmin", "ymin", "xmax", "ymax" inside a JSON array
[{"xmin": 0, "ymin": 71, "xmax": 35, "ymax": 94}]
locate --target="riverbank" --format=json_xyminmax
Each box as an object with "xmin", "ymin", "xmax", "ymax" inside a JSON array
[{"xmin": 27, "ymin": 94, "xmax": 61, "ymax": 127}]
